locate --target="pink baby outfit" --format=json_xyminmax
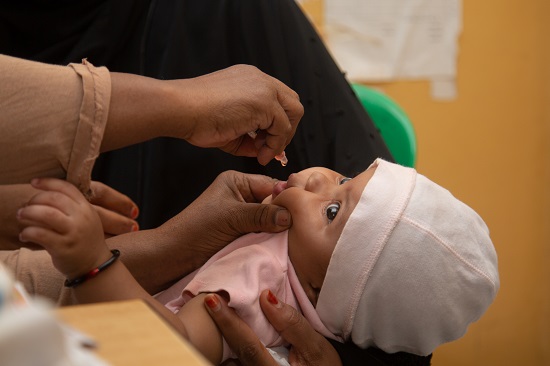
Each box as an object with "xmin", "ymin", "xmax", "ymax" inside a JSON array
[{"xmin": 156, "ymin": 231, "xmax": 336, "ymax": 362}]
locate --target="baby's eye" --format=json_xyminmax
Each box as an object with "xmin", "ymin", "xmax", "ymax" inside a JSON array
[
  {"xmin": 339, "ymin": 177, "xmax": 352, "ymax": 185},
  {"xmin": 326, "ymin": 202, "xmax": 340, "ymax": 223}
]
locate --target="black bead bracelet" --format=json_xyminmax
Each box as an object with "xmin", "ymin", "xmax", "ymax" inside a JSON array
[{"xmin": 64, "ymin": 249, "xmax": 121, "ymax": 288}]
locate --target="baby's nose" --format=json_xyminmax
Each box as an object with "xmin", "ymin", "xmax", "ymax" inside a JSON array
[{"xmin": 304, "ymin": 172, "xmax": 330, "ymax": 192}]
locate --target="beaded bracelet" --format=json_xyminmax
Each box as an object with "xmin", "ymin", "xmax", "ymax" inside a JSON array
[{"xmin": 64, "ymin": 249, "xmax": 121, "ymax": 288}]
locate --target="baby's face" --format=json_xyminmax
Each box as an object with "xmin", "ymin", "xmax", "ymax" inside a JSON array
[{"xmin": 265, "ymin": 166, "xmax": 376, "ymax": 306}]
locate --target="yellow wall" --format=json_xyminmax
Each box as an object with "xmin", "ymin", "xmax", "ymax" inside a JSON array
[{"xmin": 301, "ymin": 0, "xmax": 549, "ymax": 364}]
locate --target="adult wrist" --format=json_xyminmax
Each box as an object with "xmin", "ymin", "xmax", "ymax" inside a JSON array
[
  {"xmin": 162, "ymin": 78, "xmax": 199, "ymax": 141},
  {"xmin": 103, "ymin": 73, "xmax": 179, "ymax": 152}
]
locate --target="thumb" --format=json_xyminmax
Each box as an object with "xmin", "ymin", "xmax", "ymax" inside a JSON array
[
  {"xmin": 259, "ymin": 289, "xmax": 312, "ymax": 346},
  {"xmin": 234, "ymin": 203, "xmax": 292, "ymax": 234},
  {"xmin": 259, "ymin": 290, "xmax": 342, "ymax": 366}
]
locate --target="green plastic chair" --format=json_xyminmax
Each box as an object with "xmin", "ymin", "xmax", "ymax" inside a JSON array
[{"xmin": 351, "ymin": 83, "xmax": 417, "ymax": 168}]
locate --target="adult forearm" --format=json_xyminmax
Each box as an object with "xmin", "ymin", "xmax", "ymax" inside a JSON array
[
  {"xmin": 103, "ymin": 65, "xmax": 303, "ymax": 165},
  {"xmin": 100, "ymin": 72, "xmax": 186, "ymax": 152},
  {"xmin": 104, "ymin": 226, "xmax": 203, "ymax": 295}
]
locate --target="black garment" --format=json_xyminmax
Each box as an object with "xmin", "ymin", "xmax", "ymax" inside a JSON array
[
  {"xmin": 329, "ymin": 340, "xmax": 432, "ymax": 366},
  {"xmin": 0, "ymin": 1, "xmax": 148, "ymax": 69},
  {"xmin": 1, "ymin": 0, "xmax": 393, "ymax": 228},
  {"xmin": 0, "ymin": 1, "xmax": 430, "ymax": 365},
  {"xmin": 92, "ymin": 0, "xmax": 395, "ymax": 228}
]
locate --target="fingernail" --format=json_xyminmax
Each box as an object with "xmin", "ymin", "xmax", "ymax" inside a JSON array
[
  {"xmin": 130, "ymin": 207, "xmax": 139, "ymax": 219},
  {"xmin": 30, "ymin": 178, "xmax": 40, "ymax": 186},
  {"xmin": 131, "ymin": 223, "xmax": 139, "ymax": 232},
  {"xmin": 267, "ymin": 290, "xmax": 282, "ymax": 308},
  {"xmin": 18, "ymin": 233, "xmax": 27, "ymax": 243},
  {"xmin": 205, "ymin": 294, "xmax": 221, "ymax": 312},
  {"xmin": 16, "ymin": 208, "xmax": 23, "ymax": 219},
  {"xmin": 275, "ymin": 209, "xmax": 290, "ymax": 227}
]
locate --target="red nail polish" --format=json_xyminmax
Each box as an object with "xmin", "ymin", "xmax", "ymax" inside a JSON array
[
  {"xmin": 205, "ymin": 295, "xmax": 220, "ymax": 311},
  {"xmin": 130, "ymin": 207, "xmax": 139, "ymax": 219},
  {"xmin": 131, "ymin": 224, "xmax": 139, "ymax": 232},
  {"xmin": 267, "ymin": 290, "xmax": 279, "ymax": 305}
]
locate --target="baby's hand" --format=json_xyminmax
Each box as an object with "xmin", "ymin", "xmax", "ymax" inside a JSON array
[{"xmin": 16, "ymin": 178, "xmax": 112, "ymax": 280}]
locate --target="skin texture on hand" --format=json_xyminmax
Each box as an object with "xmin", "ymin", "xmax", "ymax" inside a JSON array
[
  {"xmin": 103, "ymin": 65, "xmax": 303, "ymax": 166},
  {"xmin": 205, "ymin": 290, "xmax": 342, "ymax": 366}
]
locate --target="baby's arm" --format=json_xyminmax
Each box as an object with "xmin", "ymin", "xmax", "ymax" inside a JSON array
[
  {"xmin": 14, "ymin": 179, "xmax": 194, "ymax": 342},
  {"xmin": 176, "ymin": 293, "xmax": 224, "ymax": 364}
]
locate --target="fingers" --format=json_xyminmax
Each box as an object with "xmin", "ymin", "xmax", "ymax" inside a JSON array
[
  {"xmin": 17, "ymin": 205, "xmax": 67, "ymax": 246},
  {"xmin": 16, "ymin": 179, "xmax": 83, "ymax": 244},
  {"xmin": 256, "ymin": 104, "xmax": 295, "ymax": 165},
  {"xmin": 233, "ymin": 203, "xmax": 291, "ymax": 234},
  {"xmin": 93, "ymin": 205, "xmax": 139, "ymax": 236},
  {"xmin": 18, "ymin": 179, "xmax": 138, "ymax": 238},
  {"xmin": 222, "ymin": 172, "xmax": 292, "ymax": 232},
  {"xmin": 89, "ymin": 181, "xmax": 139, "ymax": 219},
  {"xmin": 204, "ymin": 294, "xmax": 278, "ymax": 366},
  {"xmin": 233, "ymin": 172, "xmax": 278, "ymax": 203},
  {"xmin": 259, "ymin": 290, "xmax": 342, "ymax": 366},
  {"xmin": 277, "ymin": 88, "xmax": 303, "ymax": 145},
  {"xmin": 181, "ymin": 64, "xmax": 302, "ymax": 165},
  {"xmin": 256, "ymin": 77, "xmax": 302, "ymax": 165},
  {"xmin": 90, "ymin": 181, "xmax": 138, "ymax": 236},
  {"xmin": 259, "ymin": 290, "xmax": 313, "ymax": 346},
  {"xmin": 16, "ymin": 203, "xmax": 70, "ymax": 235},
  {"xmin": 18, "ymin": 225, "xmax": 63, "ymax": 247},
  {"xmin": 17, "ymin": 187, "xmax": 77, "ymax": 232},
  {"xmin": 30, "ymin": 177, "xmax": 86, "ymax": 203},
  {"xmin": 17, "ymin": 178, "xmax": 110, "ymax": 279}
]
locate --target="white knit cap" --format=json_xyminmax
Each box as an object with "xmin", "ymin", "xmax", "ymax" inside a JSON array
[{"xmin": 316, "ymin": 158, "xmax": 499, "ymax": 355}]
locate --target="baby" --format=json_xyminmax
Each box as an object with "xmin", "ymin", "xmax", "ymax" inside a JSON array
[{"xmin": 17, "ymin": 158, "xmax": 499, "ymax": 364}]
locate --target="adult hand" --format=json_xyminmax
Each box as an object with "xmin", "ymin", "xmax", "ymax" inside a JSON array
[
  {"xmin": 204, "ymin": 290, "xmax": 342, "ymax": 366},
  {"xmin": 0, "ymin": 181, "xmax": 138, "ymax": 250},
  {"xmin": 89, "ymin": 181, "xmax": 139, "ymax": 237},
  {"xmin": 158, "ymin": 170, "xmax": 292, "ymax": 268},
  {"xmin": 106, "ymin": 65, "xmax": 302, "ymax": 166},
  {"xmin": 167, "ymin": 64, "xmax": 303, "ymax": 165}
]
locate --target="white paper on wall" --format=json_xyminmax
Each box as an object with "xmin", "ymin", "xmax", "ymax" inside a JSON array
[{"xmin": 324, "ymin": 0, "xmax": 462, "ymax": 99}]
